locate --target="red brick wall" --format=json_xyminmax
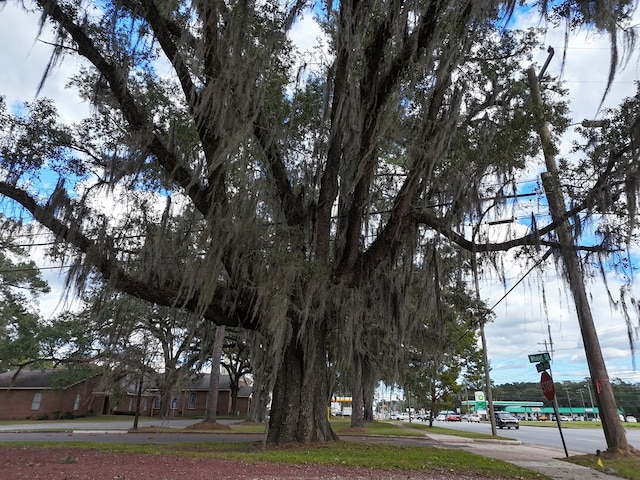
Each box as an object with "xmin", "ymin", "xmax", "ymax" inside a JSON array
[
  {"xmin": 0, "ymin": 378, "xmax": 103, "ymax": 420},
  {"xmin": 150, "ymin": 391, "xmax": 249, "ymax": 418}
]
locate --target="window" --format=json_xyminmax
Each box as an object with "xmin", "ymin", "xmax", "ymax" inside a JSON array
[
  {"xmin": 73, "ymin": 393, "xmax": 81, "ymax": 411},
  {"xmin": 188, "ymin": 392, "xmax": 197, "ymax": 409},
  {"xmin": 171, "ymin": 397, "xmax": 178, "ymax": 409},
  {"xmin": 154, "ymin": 395, "xmax": 161, "ymax": 409},
  {"xmin": 31, "ymin": 392, "xmax": 42, "ymax": 410}
]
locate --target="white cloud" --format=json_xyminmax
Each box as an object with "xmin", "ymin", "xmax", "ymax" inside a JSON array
[{"xmin": 0, "ymin": 3, "xmax": 90, "ymax": 123}]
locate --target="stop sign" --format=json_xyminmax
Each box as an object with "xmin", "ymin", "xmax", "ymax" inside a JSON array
[{"xmin": 540, "ymin": 371, "xmax": 555, "ymax": 401}]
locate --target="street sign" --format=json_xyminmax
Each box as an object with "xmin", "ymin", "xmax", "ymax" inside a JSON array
[
  {"xmin": 536, "ymin": 360, "xmax": 550, "ymax": 372},
  {"xmin": 528, "ymin": 352, "xmax": 551, "ymax": 363},
  {"xmin": 540, "ymin": 371, "xmax": 555, "ymax": 401}
]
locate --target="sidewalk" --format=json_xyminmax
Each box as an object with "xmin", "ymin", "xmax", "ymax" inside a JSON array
[{"xmin": 427, "ymin": 433, "xmax": 624, "ymax": 480}]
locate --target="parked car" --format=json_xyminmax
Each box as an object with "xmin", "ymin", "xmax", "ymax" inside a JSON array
[
  {"xmin": 626, "ymin": 416, "xmax": 637, "ymax": 423},
  {"xmin": 495, "ymin": 412, "xmax": 519, "ymax": 429},
  {"xmin": 416, "ymin": 412, "xmax": 430, "ymax": 421},
  {"xmin": 468, "ymin": 414, "xmax": 481, "ymax": 423},
  {"xmin": 435, "ymin": 413, "xmax": 446, "ymax": 421},
  {"xmin": 446, "ymin": 413, "xmax": 461, "ymax": 422}
]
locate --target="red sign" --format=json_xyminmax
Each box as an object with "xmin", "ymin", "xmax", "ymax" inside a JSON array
[{"xmin": 540, "ymin": 371, "xmax": 555, "ymax": 401}]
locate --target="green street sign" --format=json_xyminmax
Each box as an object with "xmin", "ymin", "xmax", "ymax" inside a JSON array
[
  {"xmin": 536, "ymin": 361, "xmax": 550, "ymax": 372},
  {"xmin": 528, "ymin": 352, "xmax": 550, "ymax": 363}
]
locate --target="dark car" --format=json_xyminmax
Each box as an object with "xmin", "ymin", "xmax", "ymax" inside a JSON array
[{"xmin": 495, "ymin": 412, "xmax": 519, "ymax": 429}]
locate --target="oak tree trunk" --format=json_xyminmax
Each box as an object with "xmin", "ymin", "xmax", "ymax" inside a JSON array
[
  {"xmin": 247, "ymin": 370, "xmax": 270, "ymax": 423},
  {"xmin": 362, "ymin": 358, "xmax": 377, "ymax": 423},
  {"xmin": 350, "ymin": 353, "xmax": 364, "ymax": 428},
  {"xmin": 267, "ymin": 321, "xmax": 337, "ymax": 444},
  {"xmin": 203, "ymin": 325, "xmax": 225, "ymax": 422}
]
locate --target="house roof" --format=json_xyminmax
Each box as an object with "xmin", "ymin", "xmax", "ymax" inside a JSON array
[
  {"xmin": 0, "ymin": 369, "xmax": 251, "ymax": 398},
  {"xmin": 181, "ymin": 374, "xmax": 251, "ymax": 397},
  {"xmin": 0, "ymin": 369, "xmax": 98, "ymax": 390}
]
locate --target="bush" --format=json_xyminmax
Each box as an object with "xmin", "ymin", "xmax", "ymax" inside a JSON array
[{"xmin": 36, "ymin": 413, "xmax": 48, "ymax": 420}]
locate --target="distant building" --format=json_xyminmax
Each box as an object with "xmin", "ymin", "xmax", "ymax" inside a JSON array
[
  {"xmin": 0, "ymin": 369, "xmax": 102, "ymax": 420},
  {"xmin": 0, "ymin": 369, "xmax": 252, "ymax": 420},
  {"xmin": 166, "ymin": 374, "xmax": 252, "ymax": 418}
]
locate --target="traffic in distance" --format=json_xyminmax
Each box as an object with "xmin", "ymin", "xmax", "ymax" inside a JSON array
[{"xmin": 387, "ymin": 410, "xmax": 637, "ymax": 425}]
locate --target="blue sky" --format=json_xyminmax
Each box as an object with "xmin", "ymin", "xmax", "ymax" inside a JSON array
[
  {"xmin": 1, "ymin": 3, "xmax": 640, "ymax": 388},
  {"xmin": 481, "ymin": 8, "xmax": 640, "ymax": 386}
]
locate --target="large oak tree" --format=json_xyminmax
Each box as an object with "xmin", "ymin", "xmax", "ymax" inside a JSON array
[{"xmin": 0, "ymin": 0, "xmax": 638, "ymax": 449}]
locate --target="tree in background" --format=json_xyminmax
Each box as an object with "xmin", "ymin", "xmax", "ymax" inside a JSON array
[
  {"xmin": 222, "ymin": 328, "xmax": 252, "ymax": 417},
  {"xmin": 0, "ymin": 215, "xmax": 50, "ymax": 373}
]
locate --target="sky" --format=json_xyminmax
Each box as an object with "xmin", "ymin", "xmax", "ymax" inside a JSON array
[
  {"xmin": 483, "ymin": 8, "xmax": 640, "ymax": 387},
  {"xmin": 1, "ymin": 3, "xmax": 640, "ymax": 389}
]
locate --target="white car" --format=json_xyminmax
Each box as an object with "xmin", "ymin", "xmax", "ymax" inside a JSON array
[{"xmin": 468, "ymin": 414, "xmax": 481, "ymax": 423}]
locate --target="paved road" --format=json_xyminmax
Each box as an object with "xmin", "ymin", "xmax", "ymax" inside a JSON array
[
  {"xmin": 0, "ymin": 418, "xmax": 253, "ymax": 443},
  {"xmin": 408, "ymin": 419, "xmax": 640, "ymax": 454},
  {"xmin": 0, "ymin": 430, "xmax": 265, "ymax": 443},
  {"xmin": 0, "ymin": 417, "xmax": 204, "ymax": 432}
]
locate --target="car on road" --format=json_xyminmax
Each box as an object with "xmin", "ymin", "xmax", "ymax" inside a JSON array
[
  {"xmin": 495, "ymin": 412, "xmax": 519, "ymax": 429},
  {"xmin": 468, "ymin": 414, "xmax": 481, "ymax": 423},
  {"xmin": 446, "ymin": 413, "xmax": 462, "ymax": 422},
  {"xmin": 416, "ymin": 412, "xmax": 430, "ymax": 421}
]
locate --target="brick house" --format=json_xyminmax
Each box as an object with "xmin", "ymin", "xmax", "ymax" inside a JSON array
[
  {"xmin": 0, "ymin": 369, "xmax": 252, "ymax": 420},
  {"xmin": 152, "ymin": 374, "xmax": 252, "ymax": 418},
  {"xmin": 0, "ymin": 369, "xmax": 103, "ymax": 420}
]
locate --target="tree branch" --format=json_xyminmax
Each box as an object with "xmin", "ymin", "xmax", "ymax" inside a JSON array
[
  {"xmin": 37, "ymin": 0, "xmax": 214, "ymax": 216},
  {"xmin": 0, "ymin": 181, "xmax": 254, "ymax": 329}
]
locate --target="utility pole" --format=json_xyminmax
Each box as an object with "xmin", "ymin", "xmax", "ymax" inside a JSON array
[
  {"xmin": 585, "ymin": 381, "xmax": 596, "ymax": 420},
  {"xmin": 527, "ymin": 66, "xmax": 629, "ymax": 453},
  {"xmin": 578, "ymin": 389, "xmax": 586, "ymax": 419},
  {"xmin": 563, "ymin": 386, "xmax": 573, "ymax": 419},
  {"xmin": 472, "ymin": 253, "xmax": 497, "ymax": 436}
]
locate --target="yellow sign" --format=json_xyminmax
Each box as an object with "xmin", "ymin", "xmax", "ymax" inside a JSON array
[{"xmin": 332, "ymin": 396, "xmax": 352, "ymax": 403}]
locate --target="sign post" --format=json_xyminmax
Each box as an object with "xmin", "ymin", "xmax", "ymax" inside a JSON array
[{"xmin": 535, "ymin": 364, "xmax": 569, "ymax": 458}]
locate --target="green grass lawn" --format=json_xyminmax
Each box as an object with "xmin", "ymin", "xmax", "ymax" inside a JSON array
[
  {"xmin": 565, "ymin": 452, "xmax": 640, "ymax": 480},
  {"xmin": 0, "ymin": 439, "xmax": 546, "ymax": 479},
  {"xmin": 4, "ymin": 416, "xmax": 640, "ymax": 479}
]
